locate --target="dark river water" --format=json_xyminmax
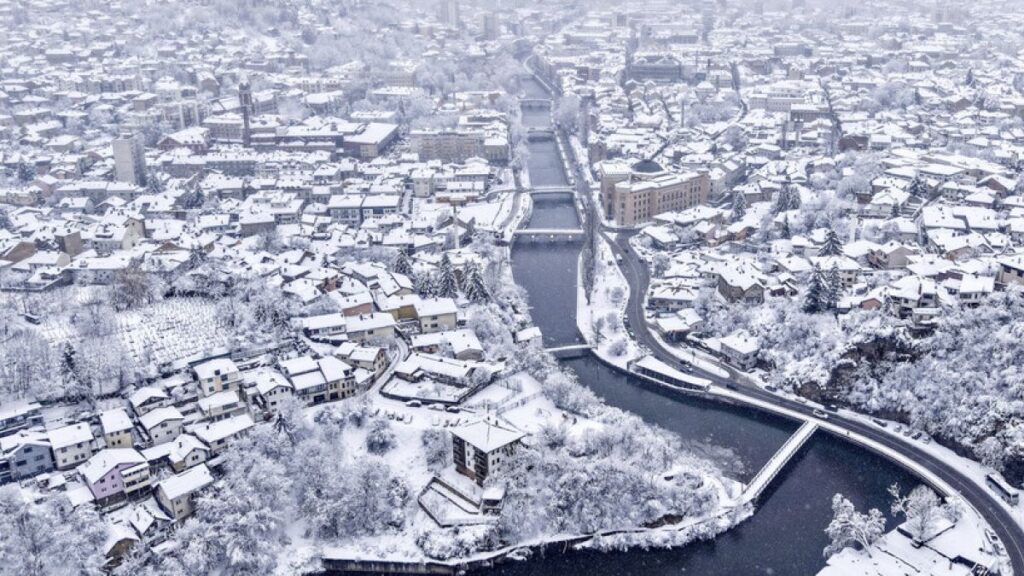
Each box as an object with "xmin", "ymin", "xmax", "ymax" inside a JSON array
[{"xmin": 491, "ymin": 76, "xmax": 916, "ymax": 576}]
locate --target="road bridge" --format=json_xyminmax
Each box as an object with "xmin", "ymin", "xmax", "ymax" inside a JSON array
[
  {"xmin": 529, "ymin": 185, "xmax": 575, "ymax": 197},
  {"xmin": 544, "ymin": 344, "xmax": 594, "ymax": 359},
  {"xmin": 512, "ymin": 228, "xmax": 585, "ymax": 242}
]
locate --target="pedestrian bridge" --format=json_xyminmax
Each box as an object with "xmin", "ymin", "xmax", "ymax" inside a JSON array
[
  {"xmin": 741, "ymin": 420, "xmax": 818, "ymax": 503},
  {"xmin": 544, "ymin": 344, "xmax": 594, "ymax": 359},
  {"xmin": 512, "ymin": 228, "xmax": 585, "ymax": 242}
]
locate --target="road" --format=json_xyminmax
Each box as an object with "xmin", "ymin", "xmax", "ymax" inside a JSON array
[{"xmin": 603, "ymin": 229, "xmax": 1024, "ymax": 575}]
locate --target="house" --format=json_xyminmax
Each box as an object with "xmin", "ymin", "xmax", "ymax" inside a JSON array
[
  {"xmin": 247, "ymin": 369, "xmax": 294, "ymax": 413},
  {"xmin": 410, "ymin": 329, "xmax": 484, "ymax": 361},
  {"xmin": 99, "ymin": 409, "xmax": 135, "ymax": 449},
  {"xmin": 192, "ymin": 414, "xmax": 254, "ymax": 455},
  {"xmin": 997, "ymin": 255, "xmax": 1024, "ymax": 288},
  {"xmin": 868, "ymin": 242, "xmax": 918, "ymax": 270},
  {"xmin": 142, "ymin": 434, "xmax": 210, "ymax": 473},
  {"xmin": 280, "ymin": 355, "xmax": 356, "ymax": 404},
  {"xmin": 719, "ymin": 331, "xmax": 760, "ymax": 371},
  {"xmin": 192, "ymin": 357, "xmax": 242, "ymax": 397},
  {"xmin": 48, "ymin": 422, "xmax": 96, "ymax": 470},
  {"xmin": 394, "ymin": 353, "xmax": 479, "ymax": 387},
  {"xmin": 79, "ymin": 448, "xmax": 150, "ymax": 507},
  {"xmin": 129, "ymin": 387, "xmax": 170, "ymax": 416},
  {"xmin": 336, "ymin": 342, "xmax": 391, "ymax": 375},
  {"xmin": 414, "ymin": 297, "xmax": 459, "ymax": 333},
  {"xmin": 451, "ymin": 419, "xmax": 525, "ymax": 485},
  {"xmin": 138, "ymin": 407, "xmax": 185, "ymax": 446},
  {"xmin": 196, "ymin": 390, "xmax": 247, "ymax": 422},
  {"xmin": 346, "ymin": 312, "xmax": 397, "ymax": 342},
  {"xmin": 717, "ymin": 266, "xmax": 766, "ymax": 304},
  {"xmin": 155, "ymin": 464, "xmax": 214, "ymax": 521},
  {"xmin": 300, "ymin": 312, "xmax": 347, "ymax": 340},
  {"xmin": 0, "ymin": 401, "xmax": 44, "ymax": 435},
  {"xmin": 0, "ymin": 430, "xmax": 54, "ymax": 482}
]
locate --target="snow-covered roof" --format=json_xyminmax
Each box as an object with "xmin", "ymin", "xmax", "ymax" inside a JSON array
[
  {"xmin": 451, "ymin": 419, "xmax": 525, "ymax": 453},
  {"xmin": 157, "ymin": 464, "xmax": 213, "ymax": 501}
]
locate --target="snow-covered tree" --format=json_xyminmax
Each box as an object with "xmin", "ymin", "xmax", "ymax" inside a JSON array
[
  {"xmin": 111, "ymin": 259, "xmax": 162, "ymax": 311},
  {"xmin": 804, "ymin": 266, "xmax": 828, "ymax": 313},
  {"xmin": 731, "ymin": 190, "xmax": 747, "ymax": 221},
  {"xmin": 421, "ymin": 428, "xmax": 450, "ymax": 473},
  {"xmin": 825, "ymin": 266, "xmax": 842, "ymax": 308},
  {"xmin": 0, "ymin": 487, "xmax": 107, "ymax": 576},
  {"xmin": 366, "ymin": 418, "xmax": 396, "ymax": 454},
  {"xmin": 435, "ymin": 254, "xmax": 459, "ymax": 299},
  {"xmin": 180, "ymin": 430, "xmax": 293, "ymax": 575},
  {"xmin": 888, "ymin": 484, "xmax": 943, "ymax": 542},
  {"xmin": 907, "ymin": 176, "xmax": 927, "ymax": 198},
  {"xmin": 819, "ymin": 228, "xmax": 844, "ymax": 257},
  {"xmin": 392, "ymin": 251, "xmax": 413, "ymax": 276},
  {"xmin": 823, "ymin": 493, "xmax": 885, "ymax": 558},
  {"xmin": 461, "ymin": 262, "xmax": 489, "ymax": 303}
]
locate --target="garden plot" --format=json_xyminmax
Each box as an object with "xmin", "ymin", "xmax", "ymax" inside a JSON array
[{"xmin": 39, "ymin": 298, "xmax": 232, "ymax": 373}]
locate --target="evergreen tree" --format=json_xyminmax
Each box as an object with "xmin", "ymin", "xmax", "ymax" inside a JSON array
[
  {"xmin": 780, "ymin": 215, "xmax": 792, "ymax": 239},
  {"xmin": 146, "ymin": 170, "xmax": 165, "ymax": 194},
  {"xmin": 787, "ymin": 184, "xmax": 801, "ymax": 210},
  {"xmin": 59, "ymin": 341, "xmax": 79, "ymax": 395},
  {"xmin": 16, "ymin": 161, "xmax": 34, "ymax": 183},
  {"xmin": 804, "ymin": 266, "xmax": 827, "ymax": 313},
  {"xmin": 890, "ymin": 200, "xmax": 901, "ymax": 219},
  {"xmin": 462, "ymin": 262, "xmax": 489, "ymax": 303},
  {"xmin": 772, "ymin": 185, "xmax": 791, "ymax": 214},
  {"xmin": 731, "ymin": 190, "xmax": 747, "ymax": 221},
  {"xmin": 819, "ymin": 228, "xmax": 844, "ymax": 257},
  {"xmin": 414, "ymin": 272, "xmax": 435, "ymax": 297},
  {"xmin": 392, "ymin": 251, "xmax": 413, "ymax": 276},
  {"xmin": 908, "ymin": 176, "xmax": 926, "ymax": 198},
  {"xmin": 435, "ymin": 254, "xmax": 459, "ymax": 299},
  {"xmin": 825, "ymin": 266, "xmax": 842, "ymax": 310}
]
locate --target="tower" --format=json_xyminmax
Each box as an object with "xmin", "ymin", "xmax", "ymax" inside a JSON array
[
  {"xmin": 239, "ymin": 78, "xmax": 253, "ymax": 147},
  {"xmin": 438, "ymin": 0, "xmax": 459, "ymax": 28},
  {"xmin": 112, "ymin": 132, "xmax": 146, "ymax": 187}
]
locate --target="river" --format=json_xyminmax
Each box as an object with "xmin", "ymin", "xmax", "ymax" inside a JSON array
[{"xmin": 490, "ymin": 76, "xmax": 916, "ymax": 575}]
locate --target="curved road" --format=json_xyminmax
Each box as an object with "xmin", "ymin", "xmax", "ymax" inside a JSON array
[{"xmin": 604, "ymin": 230, "xmax": 1024, "ymax": 575}]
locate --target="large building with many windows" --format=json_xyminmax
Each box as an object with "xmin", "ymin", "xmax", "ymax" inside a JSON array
[{"xmin": 599, "ymin": 160, "xmax": 710, "ymax": 226}]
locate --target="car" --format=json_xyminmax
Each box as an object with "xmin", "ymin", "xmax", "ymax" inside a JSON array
[
  {"xmin": 813, "ymin": 409, "xmax": 829, "ymax": 419},
  {"xmin": 616, "ymin": 255, "xmax": 624, "ymax": 264},
  {"xmin": 765, "ymin": 385, "xmax": 778, "ymax": 393},
  {"xmin": 872, "ymin": 418, "xmax": 888, "ymax": 428},
  {"xmin": 826, "ymin": 403, "xmax": 839, "ymax": 412}
]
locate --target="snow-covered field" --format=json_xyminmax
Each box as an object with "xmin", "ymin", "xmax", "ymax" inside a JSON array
[{"xmin": 37, "ymin": 296, "xmax": 233, "ymax": 372}]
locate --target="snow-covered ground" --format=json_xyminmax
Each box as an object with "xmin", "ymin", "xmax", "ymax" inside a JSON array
[
  {"xmin": 820, "ymin": 510, "xmax": 1003, "ymax": 576},
  {"xmin": 300, "ymin": 370, "xmax": 744, "ymax": 567},
  {"xmin": 576, "ymin": 233, "xmax": 642, "ymax": 368},
  {"xmin": 38, "ymin": 296, "xmax": 233, "ymax": 372}
]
